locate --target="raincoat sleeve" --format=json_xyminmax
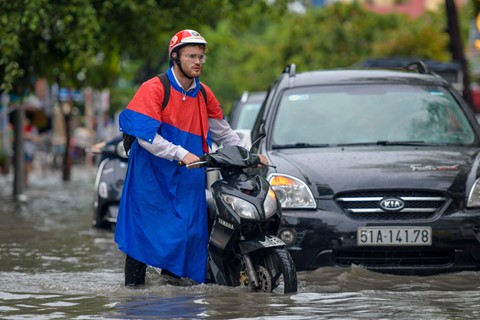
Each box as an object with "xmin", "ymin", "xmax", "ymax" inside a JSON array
[
  {"xmin": 138, "ymin": 134, "xmax": 188, "ymax": 161},
  {"xmin": 119, "ymin": 78, "xmax": 165, "ymax": 144}
]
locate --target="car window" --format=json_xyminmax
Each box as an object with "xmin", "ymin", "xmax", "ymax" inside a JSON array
[
  {"xmin": 271, "ymin": 84, "xmax": 475, "ymax": 146},
  {"xmin": 235, "ymin": 102, "xmax": 263, "ymax": 130}
]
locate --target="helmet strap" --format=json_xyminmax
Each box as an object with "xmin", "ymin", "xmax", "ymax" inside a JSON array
[
  {"xmin": 176, "ymin": 60, "xmax": 194, "ymax": 80},
  {"xmin": 172, "ymin": 49, "xmax": 194, "ymax": 80}
]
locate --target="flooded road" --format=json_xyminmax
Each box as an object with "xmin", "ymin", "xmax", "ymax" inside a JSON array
[{"xmin": 2, "ymin": 166, "xmax": 480, "ymax": 319}]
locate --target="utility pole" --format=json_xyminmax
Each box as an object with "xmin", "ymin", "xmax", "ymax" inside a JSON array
[
  {"xmin": 61, "ymin": 100, "xmax": 73, "ymax": 182},
  {"xmin": 445, "ymin": 0, "xmax": 473, "ymax": 107},
  {"xmin": 12, "ymin": 107, "xmax": 26, "ymax": 201}
]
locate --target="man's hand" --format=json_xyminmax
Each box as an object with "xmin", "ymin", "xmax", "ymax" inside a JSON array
[
  {"xmin": 258, "ymin": 154, "xmax": 268, "ymax": 166},
  {"xmin": 181, "ymin": 152, "xmax": 201, "ymax": 168}
]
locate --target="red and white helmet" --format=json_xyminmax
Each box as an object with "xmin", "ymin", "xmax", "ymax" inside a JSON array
[{"xmin": 168, "ymin": 29, "xmax": 207, "ymax": 58}]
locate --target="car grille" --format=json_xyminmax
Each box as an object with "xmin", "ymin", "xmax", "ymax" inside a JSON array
[
  {"xmin": 335, "ymin": 190, "xmax": 448, "ymax": 220},
  {"xmin": 333, "ymin": 249, "xmax": 455, "ymax": 267}
]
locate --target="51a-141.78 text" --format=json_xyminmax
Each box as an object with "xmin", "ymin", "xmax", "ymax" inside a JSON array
[{"xmin": 357, "ymin": 227, "xmax": 432, "ymax": 246}]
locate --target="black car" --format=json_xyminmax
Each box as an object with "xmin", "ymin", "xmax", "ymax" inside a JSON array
[{"xmin": 250, "ymin": 62, "xmax": 480, "ymax": 275}]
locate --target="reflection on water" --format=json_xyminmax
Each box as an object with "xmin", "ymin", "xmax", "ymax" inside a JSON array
[{"xmin": 2, "ymin": 166, "xmax": 480, "ymax": 319}]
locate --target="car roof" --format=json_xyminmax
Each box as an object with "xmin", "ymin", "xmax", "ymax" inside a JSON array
[
  {"xmin": 279, "ymin": 68, "xmax": 450, "ymax": 88},
  {"xmin": 238, "ymin": 91, "xmax": 267, "ymax": 103}
]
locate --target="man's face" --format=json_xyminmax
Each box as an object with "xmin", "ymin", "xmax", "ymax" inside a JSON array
[{"xmin": 175, "ymin": 45, "xmax": 206, "ymax": 78}]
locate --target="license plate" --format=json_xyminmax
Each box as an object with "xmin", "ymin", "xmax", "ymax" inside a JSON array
[{"xmin": 357, "ymin": 226, "xmax": 432, "ymax": 246}]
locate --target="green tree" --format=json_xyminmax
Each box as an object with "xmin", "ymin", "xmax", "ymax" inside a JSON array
[
  {"xmin": 203, "ymin": 2, "xmax": 453, "ymax": 115},
  {"xmin": 0, "ymin": 0, "xmax": 101, "ymax": 187},
  {"xmin": 372, "ymin": 12, "xmax": 449, "ymax": 61},
  {"xmin": 0, "ymin": 0, "xmax": 290, "ymax": 93},
  {"xmin": 0, "ymin": 0, "xmax": 101, "ymax": 93}
]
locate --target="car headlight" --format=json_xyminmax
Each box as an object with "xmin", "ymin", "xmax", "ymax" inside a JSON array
[
  {"xmin": 268, "ymin": 174, "xmax": 316, "ymax": 209},
  {"xmin": 467, "ymin": 177, "xmax": 480, "ymax": 207},
  {"xmin": 222, "ymin": 194, "xmax": 259, "ymax": 219}
]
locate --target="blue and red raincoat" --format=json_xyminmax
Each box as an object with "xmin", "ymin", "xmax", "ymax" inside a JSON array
[{"xmin": 114, "ymin": 68, "xmax": 223, "ymax": 283}]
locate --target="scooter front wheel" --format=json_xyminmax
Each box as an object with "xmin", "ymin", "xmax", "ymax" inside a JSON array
[{"xmin": 249, "ymin": 247, "xmax": 297, "ymax": 294}]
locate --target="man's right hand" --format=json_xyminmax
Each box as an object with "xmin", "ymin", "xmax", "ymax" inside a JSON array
[{"xmin": 181, "ymin": 153, "xmax": 201, "ymax": 168}]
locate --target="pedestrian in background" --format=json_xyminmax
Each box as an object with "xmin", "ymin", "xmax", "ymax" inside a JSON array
[{"xmin": 23, "ymin": 114, "xmax": 40, "ymax": 187}]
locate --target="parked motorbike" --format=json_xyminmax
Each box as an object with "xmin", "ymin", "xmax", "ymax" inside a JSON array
[
  {"xmin": 185, "ymin": 143, "xmax": 298, "ymax": 294},
  {"xmin": 90, "ymin": 135, "xmax": 128, "ymax": 231}
]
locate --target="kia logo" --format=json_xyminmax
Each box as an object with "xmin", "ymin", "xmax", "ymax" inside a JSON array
[{"xmin": 379, "ymin": 197, "xmax": 404, "ymax": 211}]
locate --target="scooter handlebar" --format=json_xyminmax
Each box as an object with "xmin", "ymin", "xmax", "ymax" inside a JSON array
[
  {"xmin": 178, "ymin": 147, "xmax": 270, "ymax": 169},
  {"xmin": 178, "ymin": 154, "xmax": 211, "ymax": 168}
]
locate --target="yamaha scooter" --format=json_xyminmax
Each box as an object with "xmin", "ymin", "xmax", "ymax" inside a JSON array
[{"xmin": 186, "ymin": 142, "xmax": 298, "ymax": 294}]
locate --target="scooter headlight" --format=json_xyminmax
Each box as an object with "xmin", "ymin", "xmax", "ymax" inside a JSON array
[
  {"xmin": 98, "ymin": 181, "xmax": 108, "ymax": 198},
  {"xmin": 264, "ymin": 187, "xmax": 278, "ymax": 218},
  {"xmin": 222, "ymin": 194, "xmax": 258, "ymax": 219},
  {"xmin": 268, "ymin": 174, "xmax": 316, "ymax": 209}
]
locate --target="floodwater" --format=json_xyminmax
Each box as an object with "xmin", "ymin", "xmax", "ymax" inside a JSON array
[{"xmin": 2, "ymin": 166, "xmax": 480, "ymax": 319}]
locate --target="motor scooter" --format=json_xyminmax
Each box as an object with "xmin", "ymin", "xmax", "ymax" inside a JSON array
[
  {"xmin": 186, "ymin": 142, "xmax": 298, "ymax": 294},
  {"xmin": 90, "ymin": 135, "xmax": 128, "ymax": 230}
]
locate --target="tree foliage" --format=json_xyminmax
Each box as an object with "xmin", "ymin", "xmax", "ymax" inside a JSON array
[
  {"xmin": 372, "ymin": 12, "xmax": 449, "ymax": 61},
  {"xmin": 0, "ymin": 0, "xmax": 289, "ymax": 94},
  {"xmin": 203, "ymin": 2, "xmax": 453, "ymax": 114},
  {"xmin": 1, "ymin": 0, "xmax": 100, "ymax": 93},
  {"xmin": 0, "ymin": 1, "xmax": 470, "ymax": 115}
]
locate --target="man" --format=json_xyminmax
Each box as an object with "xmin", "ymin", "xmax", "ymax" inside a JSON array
[{"xmin": 115, "ymin": 29, "xmax": 262, "ymax": 286}]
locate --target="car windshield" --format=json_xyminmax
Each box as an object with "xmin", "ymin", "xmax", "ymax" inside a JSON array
[{"xmin": 271, "ymin": 84, "xmax": 476, "ymax": 147}]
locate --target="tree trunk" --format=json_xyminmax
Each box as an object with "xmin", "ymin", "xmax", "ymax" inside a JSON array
[
  {"xmin": 445, "ymin": 0, "xmax": 473, "ymax": 107},
  {"xmin": 13, "ymin": 108, "xmax": 25, "ymax": 197},
  {"xmin": 62, "ymin": 103, "xmax": 72, "ymax": 182}
]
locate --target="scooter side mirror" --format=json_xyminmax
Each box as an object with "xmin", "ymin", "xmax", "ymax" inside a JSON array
[
  {"xmin": 98, "ymin": 141, "xmax": 128, "ymax": 159},
  {"xmin": 116, "ymin": 141, "xmax": 128, "ymax": 159},
  {"xmin": 250, "ymin": 123, "xmax": 266, "ymax": 150}
]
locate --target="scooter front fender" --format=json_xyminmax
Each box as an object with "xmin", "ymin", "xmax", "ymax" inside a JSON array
[{"xmin": 238, "ymin": 234, "xmax": 286, "ymax": 255}]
